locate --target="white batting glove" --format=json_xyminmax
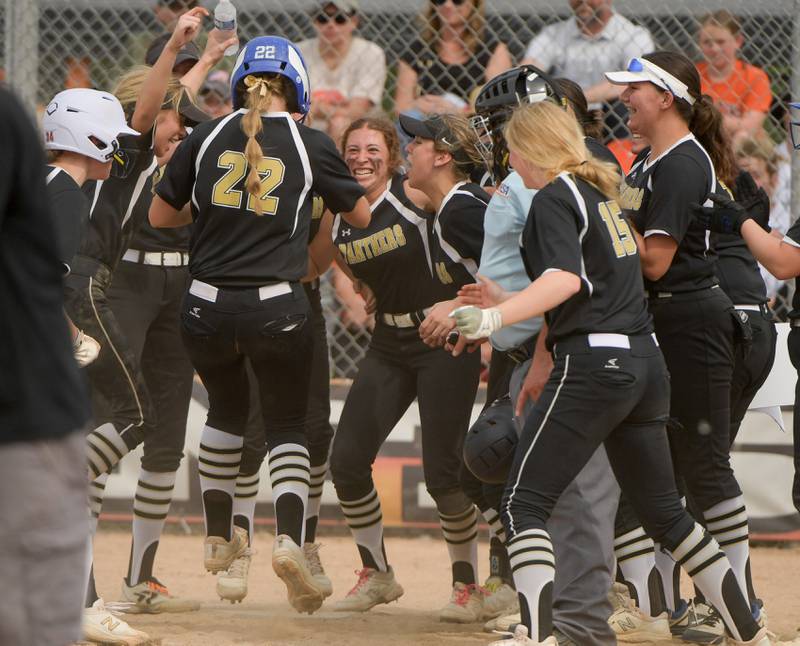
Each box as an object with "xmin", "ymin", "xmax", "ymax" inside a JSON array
[
  {"xmin": 449, "ymin": 306, "xmax": 503, "ymax": 340},
  {"xmin": 73, "ymin": 330, "xmax": 101, "ymax": 367}
]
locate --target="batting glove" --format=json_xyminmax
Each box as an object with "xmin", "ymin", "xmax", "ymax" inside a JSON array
[
  {"xmin": 690, "ymin": 194, "xmax": 755, "ymax": 236},
  {"xmin": 73, "ymin": 330, "xmax": 101, "ymax": 367},
  {"xmin": 733, "ymin": 170, "xmax": 771, "ymax": 232},
  {"xmin": 449, "ymin": 306, "xmax": 503, "ymax": 341}
]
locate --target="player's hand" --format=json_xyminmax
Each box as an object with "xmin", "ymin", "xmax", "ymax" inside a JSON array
[
  {"xmin": 733, "ymin": 170, "xmax": 771, "ymax": 232},
  {"xmin": 73, "ymin": 330, "xmax": 101, "ymax": 367},
  {"xmin": 446, "ymin": 331, "xmax": 486, "ymax": 357},
  {"xmin": 353, "ymin": 280, "xmax": 376, "ymax": 315},
  {"xmin": 457, "ymin": 274, "xmax": 507, "ymax": 308},
  {"xmin": 450, "ymin": 306, "xmax": 502, "ymax": 341},
  {"xmin": 690, "ymin": 193, "xmax": 754, "ymax": 236},
  {"xmin": 201, "ymin": 28, "xmax": 239, "ymax": 65},
  {"xmin": 169, "ymin": 7, "xmax": 208, "ymax": 51},
  {"xmin": 419, "ymin": 300, "xmax": 457, "ymax": 347},
  {"xmin": 515, "ymin": 350, "xmax": 553, "ymax": 417}
]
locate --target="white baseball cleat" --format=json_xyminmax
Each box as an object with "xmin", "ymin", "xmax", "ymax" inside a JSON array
[
  {"xmin": 488, "ymin": 624, "xmax": 558, "ymax": 645},
  {"xmin": 608, "ymin": 603, "xmax": 671, "ymax": 642},
  {"xmin": 204, "ymin": 526, "xmax": 248, "ymax": 574},
  {"xmin": 482, "ymin": 577, "xmax": 518, "ymax": 620},
  {"xmin": 217, "ymin": 547, "xmax": 253, "ymax": 603},
  {"xmin": 485, "ymin": 612, "xmax": 522, "ymax": 633},
  {"xmin": 440, "ymin": 582, "xmax": 485, "ymax": 623},
  {"xmin": 272, "ymin": 534, "xmax": 325, "ymax": 614},
  {"xmin": 303, "ymin": 542, "xmax": 333, "ymax": 598},
  {"xmin": 82, "ymin": 599, "xmax": 153, "ymax": 645},
  {"xmin": 726, "ymin": 628, "xmax": 800, "ymax": 645},
  {"xmin": 120, "ymin": 577, "xmax": 200, "ymax": 614},
  {"xmin": 332, "ymin": 567, "xmax": 404, "ymax": 612}
]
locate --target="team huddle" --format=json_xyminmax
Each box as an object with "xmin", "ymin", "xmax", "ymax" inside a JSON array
[{"xmin": 28, "ymin": 4, "xmax": 800, "ymax": 646}]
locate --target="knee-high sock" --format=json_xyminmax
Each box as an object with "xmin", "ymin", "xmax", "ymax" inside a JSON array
[
  {"xmin": 126, "ymin": 470, "xmax": 175, "ymax": 586},
  {"xmin": 703, "ymin": 496, "xmax": 751, "ymax": 602},
  {"xmin": 481, "ymin": 506, "xmax": 506, "ymax": 544},
  {"xmin": 268, "ymin": 443, "xmax": 310, "ymax": 546},
  {"xmin": 669, "ymin": 523, "xmax": 758, "ymax": 642},
  {"xmin": 654, "ymin": 543, "xmax": 680, "ymax": 612},
  {"xmin": 85, "ymin": 474, "xmax": 108, "ymax": 608},
  {"xmin": 86, "ymin": 422, "xmax": 133, "ymax": 481},
  {"xmin": 198, "ymin": 426, "xmax": 243, "ymax": 541},
  {"xmin": 439, "ymin": 505, "xmax": 479, "ymax": 586},
  {"xmin": 339, "ymin": 487, "xmax": 387, "ymax": 572},
  {"xmin": 482, "ymin": 507, "xmax": 513, "ymax": 585},
  {"xmin": 614, "ymin": 526, "xmax": 658, "ymax": 616},
  {"xmin": 507, "ymin": 529, "xmax": 556, "ymax": 643},
  {"xmin": 233, "ymin": 471, "xmax": 260, "ymax": 545},
  {"xmin": 305, "ymin": 461, "xmax": 328, "ymax": 544}
]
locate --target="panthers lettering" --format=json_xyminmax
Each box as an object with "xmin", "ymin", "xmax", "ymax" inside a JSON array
[{"xmin": 338, "ymin": 224, "xmax": 407, "ymax": 265}]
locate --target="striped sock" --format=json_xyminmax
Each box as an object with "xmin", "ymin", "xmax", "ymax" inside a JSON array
[
  {"xmin": 233, "ymin": 471, "xmax": 260, "ymax": 545},
  {"xmin": 85, "ymin": 473, "xmax": 108, "ymax": 608},
  {"xmin": 86, "ymin": 422, "xmax": 132, "ymax": 480},
  {"xmin": 268, "ymin": 443, "xmax": 310, "ymax": 546},
  {"xmin": 339, "ymin": 487, "xmax": 387, "ymax": 572},
  {"xmin": 439, "ymin": 506, "xmax": 479, "ymax": 585},
  {"xmin": 614, "ymin": 526, "xmax": 658, "ymax": 616},
  {"xmin": 481, "ymin": 506, "xmax": 506, "ymax": 544},
  {"xmin": 305, "ymin": 461, "xmax": 328, "ymax": 544},
  {"xmin": 507, "ymin": 528, "xmax": 556, "ymax": 642},
  {"xmin": 198, "ymin": 426, "xmax": 243, "ymax": 541},
  {"xmin": 669, "ymin": 523, "xmax": 757, "ymax": 642},
  {"xmin": 703, "ymin": 496, "xmax": 751, "ymax": 601},
  {"xmin": 654, "ymin": 543, "xmax": 680, "ymax": 612},
  {"xmin": 126, "ymin": 470, "xmax": 175, "ymax": 585}
]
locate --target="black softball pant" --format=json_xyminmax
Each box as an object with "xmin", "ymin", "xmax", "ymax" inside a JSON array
[
  {"xmin": 64, "ymin": 259, "xmax": 154, "ymax": 454},
  {"xmin": 96, "ymin": 261, "xmax": 194, "ymax": 472},
  {"xmin": 787, "ymin": 325, "xmax": 800, "ymax": 513},
  {"xmin": 239, "ymin": 284, "xmax": 333, "ymax": 475},
  {"xmin": 502, "ymin": 335, "xmax": 692, "ymax": 551},
  {"xmin": 180, "ymin": 281, "xmax": 312, "ymax": 449},
  {"xmin": 729, "ymin": 309, "xmax": 777, "ymax": 445},
  {"xmin": 330, "ymin": 322, "xmax": 481, "ymax": 501},
  {"xmin": 649, "ymin": 287, "xmax": 741, "ymax": 510}
]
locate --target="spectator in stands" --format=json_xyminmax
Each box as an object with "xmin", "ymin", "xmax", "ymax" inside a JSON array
[
  {"xmin": 298, "ymin": 1, "xmax": 386, "ymax": 143},
  {"xmin": 521, "ymin": 0, "xmax": 653, "ymax": 108},
  {"xmin": 154, "ymin": 0, "xmax": 199, "ymax": 31},
  {"xmin": 199, "ymin": 71, "xmax": 233, "ymax": 118},
  {"xmin": 696, "ymin": 10, "xmax": 772, "ymax": 142},
  {"xmin": 394, "ymin": 0, "xmax": 511, "ymax": 115}
]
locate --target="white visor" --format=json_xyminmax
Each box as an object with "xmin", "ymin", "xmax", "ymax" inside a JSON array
[{"xmin": 605, "ymin": 58, "xmax": 695, "ymax": 106}]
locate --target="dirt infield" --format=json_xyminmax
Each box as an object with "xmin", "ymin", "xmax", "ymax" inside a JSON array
[{"xmin": 93, "ymin": 529, "xmax": 800, "ymax": 646}]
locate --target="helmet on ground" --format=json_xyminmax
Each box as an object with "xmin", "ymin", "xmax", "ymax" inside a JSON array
[
  {"xmin": 230, "ymin": 36, "xmax": 311, "ymax": 114},
  {"xmin": 42, "ymin": 88, "xmax": 139, "ymax": 163},
  {"xmin": 470, "ymin": 65, "xmax": 564, "ymax": 182},
  {"xmin": 463, "ymin": 395, "xmax": 519, "ymax": 485}
]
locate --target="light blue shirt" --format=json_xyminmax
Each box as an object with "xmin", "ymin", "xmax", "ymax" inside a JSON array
[{"xmin": 479, "ymin": 172, "xmax": 543, "ymax": 351}]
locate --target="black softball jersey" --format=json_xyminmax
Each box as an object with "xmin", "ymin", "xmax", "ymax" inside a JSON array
[{"xmin": 45, "ymin": 165, "xmax": 89, "ymax": 275}]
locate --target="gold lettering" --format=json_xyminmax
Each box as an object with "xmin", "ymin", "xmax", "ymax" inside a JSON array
[
  {"xmin": 393, "ymin": 224, "xmax": 407, "ymax": 246},
  {"xmin": 340, "ymin": 226, "xmax": 409, "ymax": 265},
  {"xmin": 436, "ymin": 262, "xmax": 454, "ymax": 285},
  {"xmin": 618, "ymin": 185, "xmax": 644, "ymax": 211}
]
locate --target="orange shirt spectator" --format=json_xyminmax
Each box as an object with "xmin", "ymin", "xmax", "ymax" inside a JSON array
[{"xmin": 697, "ymin": 59, "xmax": 771, "ymax": 122}]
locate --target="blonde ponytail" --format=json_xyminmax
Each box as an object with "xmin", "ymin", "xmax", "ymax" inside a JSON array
[
  {"xmin": 505, "ymin": 101, "xmax": 621, "ymax": 201},
  {"xmin": 241, "ymin": 75, "xmax": 279, "ymax": 215}
]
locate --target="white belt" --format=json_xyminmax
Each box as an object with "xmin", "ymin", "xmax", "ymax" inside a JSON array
[
  {"xmin": 189, "ymin": 279, "xmax": 292, "ymax": 303},
  {"xmin": 380, "ymin": 308, "xmax": 431, "ymax": 328},
  {"xmin": 123, "ymin": 248, "xmax": 189, "ymax": 267},
  {"xmin": 586, "ymin": 332, "xmax": 659, "ymax": 349},
  {"xmin": 733, "ymin": 304, "xmax": 761, "ymax": 312}
]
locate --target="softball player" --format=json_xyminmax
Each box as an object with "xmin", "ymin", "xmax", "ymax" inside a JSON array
[
  {"xmin": 150, "ymin": 35, "xmax": 369, "ymax": 614},
  {"xmin": 605, "ymin": 51, "xmax": 765, "ymax": 634},
  {"xmin": 451, "ymin": 99, "xmax": 774, "ymax": 646},
  {"xmin": 327, "ymin": 115, "xmax": 484, "ymax": 622}
]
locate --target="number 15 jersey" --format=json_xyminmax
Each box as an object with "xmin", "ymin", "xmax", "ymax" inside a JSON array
[{"xmin": 157, "ymin": 110, "xmax": 364, "ymax": 287}]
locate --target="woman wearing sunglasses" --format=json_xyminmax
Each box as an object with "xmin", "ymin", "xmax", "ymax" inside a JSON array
[
  {"xmin": 604, "ymin": 51, "xmax": 768, "ymax": 638},
  {"xmin": 297, "ymin": 1, "xmax": 386, "ymax": 141},
  {"xmin": 394, "ymin": 0, "xmax": 511, "ymax": 116}
]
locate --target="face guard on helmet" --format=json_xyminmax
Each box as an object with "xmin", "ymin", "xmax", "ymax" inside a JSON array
[
  {"xmin": 469, "ymin": 65, "xmax": 564, "ymax": 182},
  {"xmin": 230, "ymin": 36, "xmax": 311, "ymax": 117},
  {"xmin": 42, "ymin": 88, "xmax": 139, "ymax": 165},
  {"xmin": 790, "ymin": 102, "xmax": 800, "ymax": 150}
]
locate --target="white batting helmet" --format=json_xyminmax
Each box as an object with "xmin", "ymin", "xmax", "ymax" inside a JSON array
[{"xmin": 42, "ymin": 88, "xmax": 139, "ymax": 163}]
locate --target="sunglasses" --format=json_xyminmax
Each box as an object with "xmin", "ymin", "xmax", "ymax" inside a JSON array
[
  {"xmin": 431, "ymin": 0, "xmax": 468, "ymax": 5},
  {"xmin": 314, "ymin": 12, "xmax": 350, "ymax": 24}
]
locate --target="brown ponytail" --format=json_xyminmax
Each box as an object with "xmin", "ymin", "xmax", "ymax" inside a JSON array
[
  {"xmin": 240, "ymin": 73, "xmax": 298, "ymax": 215},
  {"xmin": 643, "ymin": 51, "xmax": 737, "ymax": 186},
  {"xmin": 553, "ymin": 77, "xmax": 604, "ymax": 140}
]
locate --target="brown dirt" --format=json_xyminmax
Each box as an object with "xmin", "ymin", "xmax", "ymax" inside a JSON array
[{"xmin": 92, "ymin": 530, "xmax": 800, "ymax": 645}]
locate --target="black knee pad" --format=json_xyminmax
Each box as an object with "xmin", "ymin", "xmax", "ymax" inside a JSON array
[{"xmin": 428, "ymin": 487, "xmax": 473, "ymax": 516}]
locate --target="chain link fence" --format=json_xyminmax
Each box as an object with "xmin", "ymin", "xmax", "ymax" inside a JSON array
[{"xmin": 2, "ymin": 0, "xmax": 799, "ymax": 377}]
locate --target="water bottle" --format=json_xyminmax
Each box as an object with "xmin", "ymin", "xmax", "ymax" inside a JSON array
[{"xmin": 214, "ymin": 0, "xmax": 239, "ymax": 57}]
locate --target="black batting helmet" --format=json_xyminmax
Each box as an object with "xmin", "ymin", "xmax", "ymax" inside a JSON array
[{"xmin": 463, "ymin": 395, "xmax": 519, "ymax": 484}]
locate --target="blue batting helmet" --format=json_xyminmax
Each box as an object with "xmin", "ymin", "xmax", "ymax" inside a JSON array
[{"xmin": 230, "ymin": 36, "xmax": 311, "ymax": 114}]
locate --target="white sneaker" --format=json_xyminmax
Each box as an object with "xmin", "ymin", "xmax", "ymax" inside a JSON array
[
  {"xmin": 483, "ymin": 576, "xmax": 518, "ymax": 620},
  {"xmin": 83, "ymin": 599, "xmax": 152, "ymax": 645},
  {"xmin": 608, "ymin": 582, "xmax": 632, "ymax": 612},
  {"xmin": 217, "ymin": 548, "xmax": 252, "ymax": 603},
  {"xmin": 303, "ymin": 542, "xmax": 333, "ymax": 598},
  {"xmin": 439, "ymin": 582, "xmax": 485, "ymax": 623},
  {"xmin": 120, "ymin": 577, "xmax": 199, "ymax": 614},
  {"xmin": 727, "ymin": 628, "xmax": 800, "ymax": 645},
  {"xmin": 681, "ymin": 603, "xmax": 725, "ymax": 644},
  {"xmin": 204, "ymin": 526, "xmax": 247, "ymax": 573},
  {"xmin": 608, "ymin": 604, "xmax": 671, "ymax": 643},
  {"xmin": 332, "ymin": 567, "xmax": 404, "ymax": 612},
  {"xmin": 485, "ymin": 612, "xmax": 522, "ymax": 633},
  {"xmin": 488, "ymin": 624, "xmax": 558, "ymax": 645},
  {"xmin": 272, "ymin": 534, "xmax": 324, "ymax": 614}
]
